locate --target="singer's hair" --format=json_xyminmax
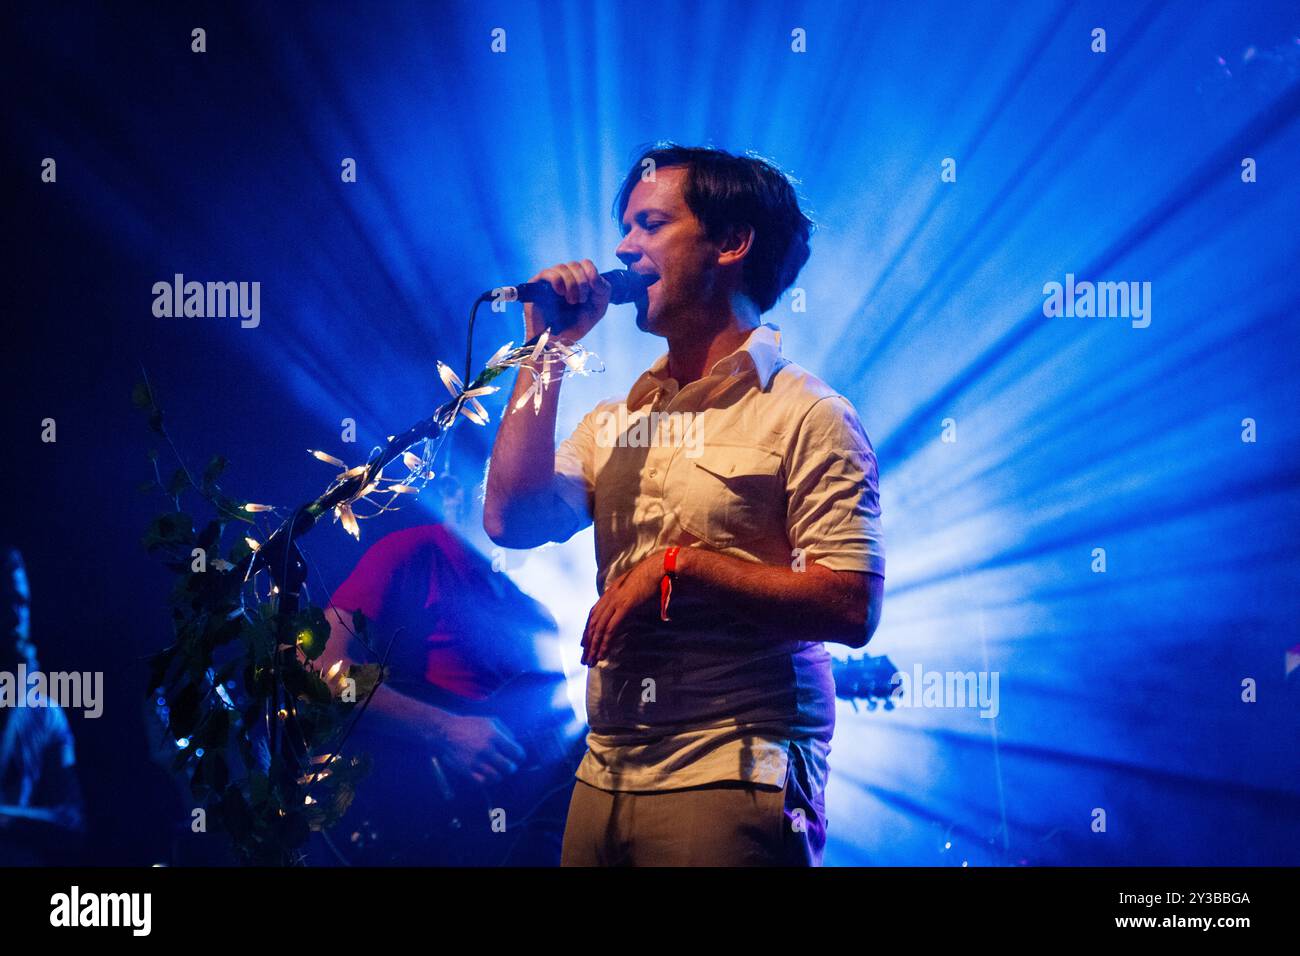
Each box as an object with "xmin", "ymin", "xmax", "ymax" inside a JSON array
[{"xmin": 613, "ymin": 143, "xmax": 815, "ymax": 314}]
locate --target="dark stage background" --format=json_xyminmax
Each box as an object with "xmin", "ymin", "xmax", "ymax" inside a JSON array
[{"xmin": 3, "ymin": 0, "xmax": 1299, "ymax": 866}]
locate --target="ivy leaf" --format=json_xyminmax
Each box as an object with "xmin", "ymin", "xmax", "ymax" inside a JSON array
[
  {"xmin": 327, "ymin": 781, "xmax": 356, "ymax": 823},
  {"xmin": 168, "ymin": 683, "xmax": 202, "ymax": 738},
  {"xmin": 240, "ymin": 612, "xmax": 275, "ymax": 669},
  {"xmin": 213, "ymin": 492, "xmax": 256, "ymax": 525},
  {"xmin": 143, "ymin": 512, "xmax": 196, "ymax": 553},
  {"xmin": 167, "ymin": 468, "xmax": 191, "ymax": 497},
  {"xmin": 142, "ymin": 516, "xmax": 175, "ymax": 552},
  {"xmin": 301, "ymin": 670, "xmax": 332, "ymax": 705},
  {"xmin": 201, "ymin": 454, "xmax": 228, "ymax": 490},
  {"xmin": 195, "ymin": 707, "xmax": 231, "ymax": 751},
  {"xmin": 240, "ymin": 699, "xmax": 262, "ymax": 738},
  {"xmin": 291, "ymin": 606, "xmax": 330, "ymax": 662},
  {"xmin": 193, "ymin": 750, "xmax": 230, "ymax": 797},
  {"xmin": 244, "ymin": 661, "xmax": 272, "ymax": 698},
  {"xmin": 213, "ymin": 657, "xmax": 241, "ymax": 690},
  {"xmin": 282, "ymin": 809, "xmax": 311, "ymax": 849},
  {"xmin": 220, "ymin": 787, "xmax": 254, "ymax": 843},
  {"xmin": 325, "ymin": 753, "xmax": 371, "ymax": 821},
  {"xmin": 228, "ymin": 536, "xmax": 253, "ymax": 565},
  {"xmin": 247, "ymin": 770, "xmax": 271, "ymax": 810},
  {"xmin": 146, "ymin": 646, "xmax": 178, "ymax": 693},
  {"xmin": 350, "ymin": 609, "xmax": 374, "ymax": 654},
  {"xmin": 347, "ymin": 663, "xmax": 386, "ymax": 703},
  {"xmin": 203, "ymin": 613, "xmax": 243, "ymax": 652},
  {"xmin": 197, "ymin": 519, "xmax": 224, "ymax": 553}
]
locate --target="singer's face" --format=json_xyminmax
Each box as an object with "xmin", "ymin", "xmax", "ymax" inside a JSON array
[{"xmin": 615, "ymin": 167, "xmax": 718, "ymax": 336}]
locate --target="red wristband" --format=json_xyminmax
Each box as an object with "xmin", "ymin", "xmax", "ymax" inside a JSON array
[{"xmin": 659, "ymin": 546, "xmax": 681, "ymax": 622}]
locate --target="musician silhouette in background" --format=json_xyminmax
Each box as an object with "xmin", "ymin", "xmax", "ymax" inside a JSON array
[
  {"xmin": 0, "ymin": 544, "xmax": 87, "ymax": 865},
  {"xmin": 319, "ymin": 522, "xmax": 583, "ymax": 866}
]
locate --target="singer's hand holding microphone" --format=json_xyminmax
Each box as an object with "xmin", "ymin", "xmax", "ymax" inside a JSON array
[
  {"xmin": 520, "ymin": 260, "xmax": 610, "ymax": 342},
  {"xmin": 498, "ymin": 260, "xmax": 656, "ymax": 341}
]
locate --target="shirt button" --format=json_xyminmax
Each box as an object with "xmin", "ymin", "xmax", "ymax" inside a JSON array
[{"xmin": 649, "ymin": 469, "xmax": 657, "ymax": 477}]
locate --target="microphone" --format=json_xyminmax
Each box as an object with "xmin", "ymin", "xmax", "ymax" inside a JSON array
[{"xmin": 493, "ymin": 269, "xmax": 657, "ymax": 307}]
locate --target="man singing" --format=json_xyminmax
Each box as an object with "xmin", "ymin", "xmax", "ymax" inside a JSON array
[{"xmin": 483, "ymin": 144, "xmax": 885, "ymax": 866}]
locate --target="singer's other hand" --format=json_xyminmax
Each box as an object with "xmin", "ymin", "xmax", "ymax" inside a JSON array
[{"xmin": 522, "ymin": 259, "xmax": 611, "ymax": 341}]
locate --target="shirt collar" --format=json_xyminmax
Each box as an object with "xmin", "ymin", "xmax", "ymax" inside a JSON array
[{"xmin": 628, "ymin": 322, "xmax": 784, "ymax": 407}]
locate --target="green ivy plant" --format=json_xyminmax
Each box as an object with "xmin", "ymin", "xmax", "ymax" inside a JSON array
[
  {"xmin": 135, "ymin": 377, "xmax": 381, "ymax": 866},
  {"xmin": 132, "ymin": 330, "xmax": 601, "ymax": 865}
]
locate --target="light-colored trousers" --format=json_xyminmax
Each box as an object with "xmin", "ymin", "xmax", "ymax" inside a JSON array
[{"xmin": 560, "ymin": 772, "xmax": 826, "ymax": 867}]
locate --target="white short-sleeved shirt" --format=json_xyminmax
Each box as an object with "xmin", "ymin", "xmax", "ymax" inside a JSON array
[{"xmin": 549, "ymin": 321, "xmax": 885, "ymax": 794}]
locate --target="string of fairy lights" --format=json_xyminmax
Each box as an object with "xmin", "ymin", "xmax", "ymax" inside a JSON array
[
  {"xmin": 236, "ymin": 329, "xmax": 604, "ymax": 615},
  {"xmin": 160, "ymin": 330, "xmax": 605, "ymax": 788}
]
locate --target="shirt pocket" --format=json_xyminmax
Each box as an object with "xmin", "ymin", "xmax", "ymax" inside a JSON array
[{"xmin": 667, "ymin": 443, "xmax": 785, "ymax": 549}]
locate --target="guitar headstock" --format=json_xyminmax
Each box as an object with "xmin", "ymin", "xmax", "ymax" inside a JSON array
[{"xmin": 832, "ymin": 653, "xmax": 901, "ymax": 711}]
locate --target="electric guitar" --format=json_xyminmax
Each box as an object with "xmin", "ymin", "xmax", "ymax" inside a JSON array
[
  {"xmin": 333, "ymin": 671, "xmax": 586, "ymax": 867},
  {"xmin": 831, "ymin": 653, "xmax": 902, "ymax": 710}
]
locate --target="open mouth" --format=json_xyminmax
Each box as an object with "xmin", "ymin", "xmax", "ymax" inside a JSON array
[
  {"xmin": 632, "ymin": 275, "xmax": 658, "ymax": 331},
  {"xmin": 631, "ymin": 271, "xmax": 659, "ymax": 303},
  {"xmin": 636, "ymin": 271, "xmax": 660, "ymax": 295}
]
